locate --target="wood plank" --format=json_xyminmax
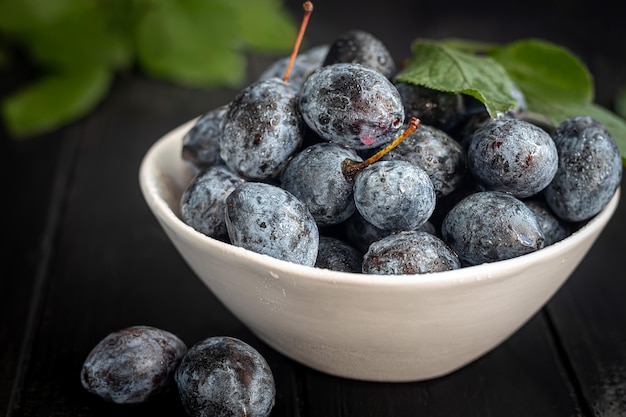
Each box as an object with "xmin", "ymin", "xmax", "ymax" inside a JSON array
[
  {"xmin": 546, "ymin": 176, "xmax": 626, "ymax": 416},
  {"xmin": 0, "ymin": 129, "xmax": 71, "ymax": 413},
  {"xmin": 301, "ymin": 313, "xmax": 581, "ymax": 417}
]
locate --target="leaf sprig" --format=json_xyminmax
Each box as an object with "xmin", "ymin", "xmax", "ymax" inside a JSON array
[
  {"xmin": 0, "ymin": 0, "xmax": 297, "ymax": 139},
  {"xmin": 394, "ymin": 38, "xmax": 626, "ymax": 166}
]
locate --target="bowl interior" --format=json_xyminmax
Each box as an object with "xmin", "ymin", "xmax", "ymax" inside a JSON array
[{"xmin": 140, "ymin": 118, "xmax": 621, "ymax": 285}]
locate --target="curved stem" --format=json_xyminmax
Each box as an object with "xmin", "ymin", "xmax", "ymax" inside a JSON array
[
  {"xmin": 342, "ymin": 117, "xmax": 421, "ymax": 183},
  {"xmin": 283, "ymin": 2, "xmax": 314, "ymax": 82}
]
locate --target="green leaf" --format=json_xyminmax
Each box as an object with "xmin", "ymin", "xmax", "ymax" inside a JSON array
[
  {"xmin": 396, "ymin": 37, "xmax": 625, "ymax": 166},
  {"xmin": 394, "ymin": 39, "xmax": 518, "ymax": 118},
  {"xmin": 436, "ymin": 38, "xmax": 498, "ymax": 54},
  {"xmin": 234, "ymin": 0, "xmax": 297, "ymax": 52},
  {"xmin": 0, "ymin": 0, "xmax": 77, "ymax": 31},
  {"xmin": 2, "ymin": 66, "xmax": 112, "ymax": 139},
  {"xmin": 1, "ymin": 0, "xmax": 298, "ymax": 139},
  {"xmin": 488, "ymin": 39, "xmax": 594, "ymax": 107},
  {"xmin": 18, "ymin": 3, "xmax": 131, "ymax": 71},
  {"xmin": 135, "ymin": 0, "xmax": 247, "ymax": 87}
]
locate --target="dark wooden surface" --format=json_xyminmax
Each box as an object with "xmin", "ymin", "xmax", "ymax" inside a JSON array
[{"xmin": 3, "ymin": 1, "xmax": 626, "ymax": 416}]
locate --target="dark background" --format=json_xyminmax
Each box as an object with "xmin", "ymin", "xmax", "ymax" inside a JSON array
[
  {"xmin": 2, "ymin": 0, "xmax": 625, "ymax": 416},
  {"xmin": 287, "ymin": 0, "xmax": 626, "ymax": 109}
]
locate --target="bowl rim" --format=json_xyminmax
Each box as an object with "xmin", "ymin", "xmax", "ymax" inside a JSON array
[{"xmin": 139, "ymin": 119, "xmax": 621, "ymax": 289}]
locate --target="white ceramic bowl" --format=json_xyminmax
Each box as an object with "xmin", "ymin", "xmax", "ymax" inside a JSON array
[{"xmin": 139, "ymin": 118, "xmax": 621, "ymax": 382}]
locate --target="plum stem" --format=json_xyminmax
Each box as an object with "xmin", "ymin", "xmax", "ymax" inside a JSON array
[
  {"xmin": 283, "ymin": 2, "xmax": 314, "ymax": 82},
  {"xmin": 342, "ymin": 117, "xmax": 421, "ymax": 183}
]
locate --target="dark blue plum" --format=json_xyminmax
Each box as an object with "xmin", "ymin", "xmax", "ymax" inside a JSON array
[
  {"xmin": 381, "ymin": 123, "xmax": 467, "ymax": 197},
  {"xmin": 394, "ymin": 83, "xmax": 465, "ymax": 133},
  {"xmin": 180, "ymin": 165, "xmax": 246, "ymax": 240},
  {"xmin": 258, "ymin": 44, "xmax": 329, "ymax": 90},
  {"xmin": 225, "ymin": 182, "xmax": 319, "ymax": 266},
  {"xmin": 441, "ymin": 191, "xmax": 545, "ymax": 265},
  {"xmin": 343, "ymin": 210, "xmax": 436, "ymax": 253},
  {"xmin": 543, "ymin": 116, "xmax": 622, "ymax": 222},
  {"xmin": 182, "ymin": 105, "xmax": 229, "ymax": 171},
  {"xmin": 362, "ymin": 230, "xmax": 461, "ymax": 275},
  {"xmin": 175, "ymin": 336, "xmax": 275, "ymax": 417},
  {"xmin": 451, "ymin": 86, "xmax": 528, "ymax": 151},
  {"xmin": 323, "ymin": 30, "xmax": 396, "ymax": 79},
  {"xmin": 448, "ymin": 108, "xmax": 491, "ymax": 153},
  {"xmin": 81, "ymin": 326, "xmax": 187, "ymax": 404},
  {"xmin": 315, "ymin": 236, "xmax": 363, "ymax": 273},
  {"xmin": 353, "ymin": 160, "xmax": 436, "ymax": 232},
  {"xmin": 343, "ymin": 210, "xmax": 392, "ymax": 253},
  {"xmin": 299, "ymin": 63, "xmax": 404, "ymax": 150},
  {"xmin": 524, "ymin": 199, "xmax": 573, "ymax": 246},
  {"xmin": 220, "ymin": 78, "xmax": 305, "ymax": 180},
  {"xmin": 468, "ymin": 118, "xmax": 558, "ymax": 198},
  {"xmin": 509, "ymin": 82, "xmax": 528, "ymax": 117},
  {"xmin": 280, "ymin": 142, "xmax": 362, "ymax": 226}
]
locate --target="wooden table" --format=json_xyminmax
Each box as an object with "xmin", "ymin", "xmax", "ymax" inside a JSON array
[{"xmin": 3, "ymin": 1, "xmax": 625, "ymax": 416}]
